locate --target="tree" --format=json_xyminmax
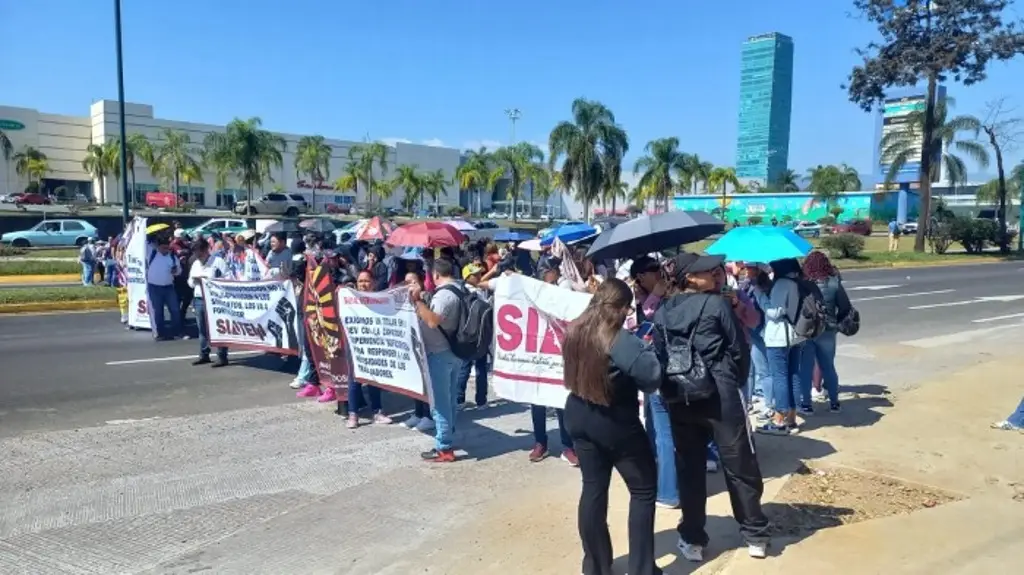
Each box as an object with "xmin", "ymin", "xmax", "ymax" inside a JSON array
[
  {"xmin": 294, "ymin": 135, "xmax": 333, "ymax": 214},
  {"xmin": 202, "ymin": 118, "xmax": 286, "ymax": 210},
  {"xmin": 680, "ymin": 154, "xmax": 713, "ymax": 194},
  {"xmin": 530, "ymin": 168, "xmax": 555, "ymax": 217},
  {"xmin": 349, "ymin": 142, "xmax": 390, "ymax": 208},
  {"xmin": 495, "ymin": 142, "xmax": 544, "ymax": 222},
  {"xmin": 633, "ymin": 137, "xmax": 687, "ymax": 213},
  {"xmin": 82, "ymin": 143, "xmax": 110, "ymax": 204},
  {"xmin": 548, "ymin": 98, "xmax": 629, "ymax": 221},
  {"xmin": 879, "ymin": 98, "xmax": 988, "ymax": 195},
  {"xmin": 978, "ymin": 98, "xmax": 1023, "ymax": 252},
  {"xmin": 392, "ymin": 164, "xmax": 424, "ymax": 212},
  {"xmin": 124, "ymin": 133, "xmax": 150, "ymax": 206},
  {"xmin": 423, "ymin": 169, "xmax": 449, "ymax": 212},
  {"xmin": 707, "ymin": 166, "xmax": 739, "ymax": 209},
  {"xmin": 775, "ymin": 168, "xmax": 801, "ymax": 192},
  {"xmin": 846, "ymin": 0, "xmax": 1024, "ymax": 252},
  {"xmin": 456, "ymin": 147, "xmax": 492, "ymax": 216},
  {"xmin": 13, "ymin": 146, "xmax": 46, "ymax": 189},
  {"xmin": 0, "ymin": 129, "xmax": 12, "ymax": 195},
  {"xmin": 25, "ymin": 157, "xmax": 49, "ymax": 186},
  {"xmin": 156, "ymin": 129, "xmax": 203, "ymax": 206},
  {"xmin": 605, "ymin": 180, "xmax": 629, "ymax": 215},
  {"xmin": 805, "ymin": 164, "xmax": 862, "ymax": 206},
  {"xmin": 333, "ymin": 159, "xmax": 361, "ymax": 205},
  {"xmin": 104, "ymin": 139, "xmax": 123, "ymax": 202}
]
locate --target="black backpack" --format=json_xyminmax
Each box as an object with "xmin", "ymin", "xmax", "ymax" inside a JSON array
[
  {"xmin": 657, "ymin": 296, "xmax": 717, "ymax": 405},
  {"xmin": 439, "ymin": 283, "xmax": 493, "ymax": 360},
  {"xmin": 793, "ymin": 279, "xmax": 827, "ymax": 340}
]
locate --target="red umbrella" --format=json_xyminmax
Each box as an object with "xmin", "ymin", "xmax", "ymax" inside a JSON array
[
  {"xmin": 386, "ymin": 221, "xmax": 465, "ymax": 248},
  {"xmin": 354, "ymin": 216, "xmax": 395, "ymax": 241}
]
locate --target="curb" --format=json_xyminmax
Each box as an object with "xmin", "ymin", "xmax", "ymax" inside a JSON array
[
  {"xmin": 0, "ymin": 274, "xmax": 81, "ymax": 284},
  {"xmin": 0, "ymin": 300, "xmax": 117, "ymax": 314},
  {"xmin": 842, "ymin": 257, "xmax": 1016, "ymax": 271}
]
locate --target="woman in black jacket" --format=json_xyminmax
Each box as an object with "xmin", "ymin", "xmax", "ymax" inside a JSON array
[
  {"xmin": 652, "ymin": 252, "xmax": 770, "ymax": 562},
  {"xmin": 563, "ymin": 278, "xmax": 663, "ymax": 575}
]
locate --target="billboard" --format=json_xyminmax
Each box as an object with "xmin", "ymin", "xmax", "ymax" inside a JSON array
[
  {"xmin": 671, "ymin": 191, "xmax": 919, "ymax": 224},
  {"xmin": 873, "ymin": 86, "xmax": 946, "ymax": 185}
]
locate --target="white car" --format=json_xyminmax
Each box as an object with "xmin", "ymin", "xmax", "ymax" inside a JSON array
[
  {"xmin": 487, "ymin": 211, "xmax": 509, "ymax": 220},
  {"xmin": 790, "ymin": 220, "xmax": 823, "ymax": 238},
  {"xmin": 900, "ymin": 221, "xmax": 918, "ymax": 235},
  {"xmin": 233, "ymin": 193, "xmax": 306, "ymax": 216}
]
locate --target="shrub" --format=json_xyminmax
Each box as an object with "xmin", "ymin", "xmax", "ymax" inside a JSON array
[
  {"xmin": 949, "ymin": 216, "xmax": 996, "ymax": 253},
  {"xmin": 817, "ymin": 216, "xmax": 837, "ymax": 226},
  {"xmin": 162, "ymin": 203, "xmax": 197, "ymax": 214},
  {"xmin": 829, "ymin": 205, "xmax": 845, "ymax": 218},
  {"xmin": 0, "ymin": 260, "xmax": 82, "ymax": 276},
  {"xmin": 781, "ymin": 215, "xmax": 794, "ymax": 224},
  {"xmin": 927, "ymin": 220, "xmax": 954, "ymax": 254},
  {"xmin": 819, "ymin": 233, "xmax": 866, "ymax": 259},
  {"xmin": 747, "ymin": 215, "xmax": 764, "ymax": 225},
  {"xmin": 446, "ymin": 205, "xmax": 468, "ymax": 217},
  {"xmin": 0, "ymin": 245, "xmax": 27, "ymax": 257}
]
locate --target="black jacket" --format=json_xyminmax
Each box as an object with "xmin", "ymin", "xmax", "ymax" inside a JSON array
[{"xmin": 652, "ymin": 292, "xmax": 751, "ymax": 402}]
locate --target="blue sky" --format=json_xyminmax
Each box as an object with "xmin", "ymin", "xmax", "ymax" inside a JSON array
[{"xmin": 3, "ymin": 0, "xmax": 1023, "ymax": 182}]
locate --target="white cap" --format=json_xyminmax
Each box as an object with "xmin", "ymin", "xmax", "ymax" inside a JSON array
[{"xmin": 173, "ymin": 229, "xmax": 186, "ymax": 238}]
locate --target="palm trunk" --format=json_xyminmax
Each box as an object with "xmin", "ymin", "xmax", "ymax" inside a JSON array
[
  {"xmin": 914, "ymin": 74, "xmax": 937, "ymax": 253},
  {"xmin": 311, "ymin": 171, "xmax": 317, "ymax": 215},
  {"xmin": 612, "ymin": 195, "xmax": 617, "ymax": 215},
  {"xmin": 130, "ymin": 168, "xmax": 136, "ymax": 207}
]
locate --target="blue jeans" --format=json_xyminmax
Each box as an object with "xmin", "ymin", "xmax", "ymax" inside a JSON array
[
  {"xmin": 531, "ymin": 405, "xmax": 573, "ymax": 449},
  {"xmin": 81, "ymin": 262, "xmax": 95, "ymax": 285},
  {"xmin": 766, "ymin": 344, "xmax": 803, "ymax": 413},
  {"xmin": 801, "ymin": 330, "xmax": 840, "ymax": 406},
  {"xmin": 1007, "ymin": 397, "xmax": 1024, "ymax": 428},
  {"xmin": 147, "ymin": 283, "xmax": 181, "ymax": 338},
  {"xmin": 644, "ymin": 393, "xmax": 678, "ymax": 506},
  {"xmin": 457, "ymin": 356, "xmax": 489, "ymax": 405},
  {"xmin": 349, "ymin": 382, "xmax": 383, "ymax": 413},
  {"xmin": 427, "ymin": 349, "xmax": 462, "ymax": 451},
  {"xmin": 748, "ymin": 335, "xmax": 771, "ymax": 407},
  {"xmin": 193, "ymin": 298, "xmax": 226, "ymax": 360},
  {"xmin": 104, "ymin": 259, "xmax": 117, "ymax": 286}
]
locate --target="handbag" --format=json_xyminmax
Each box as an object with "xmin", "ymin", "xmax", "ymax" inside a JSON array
[
  {"xmin": 659, "ymin": 296, "xmax": 717, "ymax": 404},
  {"xmin": 837, "ymin": 306, "xmax": 861, "ymax": 336}
]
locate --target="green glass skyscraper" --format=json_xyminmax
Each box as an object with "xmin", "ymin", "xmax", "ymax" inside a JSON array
[{"xmin": 735, "ymin": 32, "xmax": 794, "ymax": 186}]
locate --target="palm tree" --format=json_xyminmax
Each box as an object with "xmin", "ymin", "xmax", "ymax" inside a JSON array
[
  {"xmin": 548, "ymin": 98, "xmax": 629, "ymax": 221},
  {"xmin": 880, "ymin": 98, "xmax": 988, "ymax": 251},
  {"xmin": 392, "ymin": 164, "xmax": 424, "ymax": 212},
  {"xmin": 494, "ymin": 142, "xmax": 544, "ymax": 222},
  {"xmin": 371, "ymin": 178, "xmax": 396, "ymax": 208},
  {"xmin": 551, "ymin": 171, "xmax": 568, "ymax": 218},
  {"xmin": 104, "ymin": 139, "xmax": 123, "ymax": 202},
  {"xmin": 203, "ymin": 118, "xmax": 286, "ymax": 210},
  {"xmin": 349, "ymin": 142, "xmax": 390, "ymax": 208},
  {"xmin": 423, "ymin": 169, "xmax": 449, "ymax": 214},
  {"xmin": 13, "ymin": 146, "xmax": 46, "ymax": 185},
  {"xmin": 457, "ymin": 147, "xmax": 492, "ymax": 216},
  {"xmin": 155, "ymin": 129, "xmax": 203, "ymax": 206},
  {"xmin": 294, "ymin": 135, "xmax": 332, "ymax": 214},
  {"xmin": 605, "ymin": 180, "xmax": 628, "ymax": 215},
  {"xmin": 26, "ymin": 157, "xmax": 49, "ymax": 186},
  {"xmin": 634, "ymin": 137, "xmax": 687, "ymax": 213},
  {"xmin": 530, "ymin": 168, "xmax": 555, "ymax": 218},
  {"xmin": 680, "ymin": 154, "xmax": 713, "ymax": 195},
  {"xmin": 0, "ymin": 129, "xmax": 13, "ymax": 195},
  {"xmin": 707, "ymin": 167, "xmax": 739, "ymax": 217},
  {"xmin": 804, "ymin": 164, "xmax": 862, "ymax": 207},
  {"xmin": 775, "ymin": 168, "xmax": 801, "ymax": 192},
  {"xmin": 82, "ymin": 143, "xmax": 110, "ymax": 203},
  {"xmin": 333, "ymin": 159, "xmax": 361, "ymax": 204}
]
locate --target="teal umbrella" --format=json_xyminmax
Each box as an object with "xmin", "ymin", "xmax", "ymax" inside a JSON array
[{"xmin": 704, "ymin": 226, "xmax": 813, "ymax": 263}]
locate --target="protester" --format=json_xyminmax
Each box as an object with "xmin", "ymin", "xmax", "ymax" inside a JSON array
[
  {"xmin": 342, "ymin": 270, "xmax": 395, "ymax": 429},
  {"xmin": 563, "ymin": 278, "xmax": 663, "ymax": 575},
  {"xmin": 402, "ymin": 270, "xmax": 435, "ymax": 432},
  {"xmin": 366, "ymin": 244, "xmax": 390, "ymax": 291},
  {"xmin": 800, "ymin": 252, "xmax": 850, "ymax": 413},
  {"xmin": 146, "ymin": 237, "xmax": 183, "ymax": 341},
  {"xmin": 265, "ymin": 233, "xmax": 293, "ymax": 279},
  {"xmin": 187, "ymin": 241, "xmax": 229, "ymax": 367},
  {"xmin": 456, "ymin": 263, "xmax": 489, "ymax": 408},
  {"xmin": 289, "ymin": 254, "xmax": 319, "ymax": 392},
  {"xmin": 753, "ymin": 257, "xmax": 806, "ymax": 434},
  {"xmin": 652, "ymin": 252, "xmax": 770, "ymax": 562},
  {"xmin": 740, "ymin": 264, "xmax": 774, "ymax": 420},
  {"xmin": 991, "ymin": 396, "xmax": 1024, "ymax": 431},
  {"xmin": 409, "ymin": 258, "xmax": 463, "ymax": 462},
  {"xmin": 79, "ymin": 238, "xmax": 97, "ymax": 286},
  {"xmin": 171, "ymin": 229, "xmax": 194, "ymax": 329}
]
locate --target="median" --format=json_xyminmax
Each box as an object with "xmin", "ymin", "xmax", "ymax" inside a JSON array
[{"xmin": 0, "ymin": 286, "xmax": 117, "ymax": 314}]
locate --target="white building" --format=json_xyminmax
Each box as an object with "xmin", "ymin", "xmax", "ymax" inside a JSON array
[{"xmin": 0, "ymin": 100, "xmax": 462, "ymax": 212}]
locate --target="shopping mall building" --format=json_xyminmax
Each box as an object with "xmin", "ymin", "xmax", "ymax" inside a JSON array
[{"xmin": 0, "ymin": 100, "xmax": 462, "ymax": 211}]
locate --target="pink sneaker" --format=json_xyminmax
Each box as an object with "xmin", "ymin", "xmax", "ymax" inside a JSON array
[
  {"xmin": 296, "ymin": 385, "xmax": 320, "ymax": 398},
  {"xmin": 317, "ymin": 387, "xmax": 337, "ymax": 403}
]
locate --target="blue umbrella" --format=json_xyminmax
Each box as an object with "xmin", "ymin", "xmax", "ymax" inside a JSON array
[
  {"xmin": 704, "ymin": 226, "xmax": 813, "ymax": 262},
  {"xmin": 398, "ymin": 247, "xmax": 425, "ymax": 261},
  {"xmin": 494, "ymin": 231, "xmax": 534, "ymax": 242},
  {"xmin": 540, "ymin": 222, "xmax": 598, "ymax": 246}
]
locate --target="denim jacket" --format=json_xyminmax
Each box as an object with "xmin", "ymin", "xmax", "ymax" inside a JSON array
[{"xmin": 751, "ymin": 277, "xmax": 804, "ymax": 348}]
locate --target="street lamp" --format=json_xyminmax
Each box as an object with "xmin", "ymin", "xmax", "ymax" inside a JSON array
[
  {"xmin": 114, "ymin": 0, "xmax": 130, "ymax": 224},
  {"xmin": 504, "ymin": 108, "xmax": 521, "ymax": 144}
]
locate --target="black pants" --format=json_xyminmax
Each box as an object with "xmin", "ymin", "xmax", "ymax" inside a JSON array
[
  {"xmin": 564, "ymin": 395, "xmax": 660, "ymax": 575},
  {"xmin": 668, "ymin": 390, "xmax": 770, "ymax": 547},
  {"xmin": 175, "ymin": 278, "xmax": 193, "ymax": 323}
]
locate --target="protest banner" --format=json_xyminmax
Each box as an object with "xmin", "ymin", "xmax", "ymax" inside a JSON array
[
  {"xmin": 336, "ymin": 285, "xmax": 430, "ymax": 401},
  {"xmin": 491, "ymin": 275, "xmax": 592, "ymax": 408},
  {"xmin": 123, "ymin": 217, "xmax": 152, "ymax": 330},
  {"xmin": 225, "ymin": 247, "xmax": 270, "ymax": 281},
  {"xmin": 200, "ymin": 278, "xmax": 300, "ymax": 354},
  {"xmin": 302, "ymin": 258, "xmax": 350, "ymax": 399}
]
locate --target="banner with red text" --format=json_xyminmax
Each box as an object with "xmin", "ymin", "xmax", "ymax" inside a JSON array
[
  {"xmin": 200, "ymin": 278, "xmax": 300, "ymax": 355},
  {"xmin": 492, "ymin": 274, "xmax": 592, "ymax": 408},
  {"xmin": 123, "ymin": 217, "xmax": 152, "ymax": 330},
  {"xmin": 336, "ymin": 285, "xmax": 430, "ymax": 401}
]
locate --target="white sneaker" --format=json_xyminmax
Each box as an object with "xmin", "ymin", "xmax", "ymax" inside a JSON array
[
  {"xmin": 288, "ymin": 377, "xmax": 304, "ymax": 389},
  {"xmin": 748, "ymin": 542, "xmax": 768, "ymax": 559},
  {"xmin": 415, "ymin": 418, "xmax": 435, "ymax": 432},
  {"xmin": 811, "ymin": 388, "xmax": 826, "ymax": 403},
  {"xmin": 403, "ymin": 416, "xmax": 421, "ymax": 429},
  {"xmin": 706, "ymin": 459, "xmax": 719, "ymax": 473},
  {"xmin": 677, "ymin": 539, "xmax": 704, "ymax": 562}
]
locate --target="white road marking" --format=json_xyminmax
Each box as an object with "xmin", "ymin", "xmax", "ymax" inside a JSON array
[
  {"xmin": 105, "ymin": 417, "xmax": 162, "ymax": 426},
  {"xmin": 909, "ymin": 294, "xmax": 1024, "ymax": 310},
  {"xmin": 972, "ymin": 312, "xmax": 1024, "ymax": 324},
  {"xmin": 901, "ymin": 323, "xmax": 1023, "ymax": 348},
  {"xmin": 846, "ymin": 284, "xmax": 904, "ymax": 291},
  {"xmin": 852, "ymin": 289, "xmax": 954, "ymax": 302},
  {"xmin": 105, "ymin": 351, "xmax": 260, "ymax": 366}
]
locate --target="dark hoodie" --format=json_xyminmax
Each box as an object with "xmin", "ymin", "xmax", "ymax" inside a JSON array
[{"xmin": 653, "ymin": 292, "xmax": 751, "ymax": 406}]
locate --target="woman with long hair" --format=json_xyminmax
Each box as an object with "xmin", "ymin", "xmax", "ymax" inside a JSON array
[
  {"xmin": 402, "ymin": 270, "xmax": 435, "ymax": 433},
  {"xmin": 563, "ymin": 278, "xmax": 663, "ymax": 575},
  {"xmin": 752, "ymin": 257, "xmax": 806, "ymax": 434},
  {"xmin": 800, "ymin": 252, "xmax": 851, "ymax": 413}
]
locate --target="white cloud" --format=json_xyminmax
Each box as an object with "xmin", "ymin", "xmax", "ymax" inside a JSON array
[
  {"xmin": 379, "ymin": 137, "xmax": 412, "ymax": 147},
  {"xmin": 421, "ymin": 138, "xmax": 446, "ymax": 147},
  {"xmin": 461, "ymin": 139, "xmax": 504, "ymax": 152}
]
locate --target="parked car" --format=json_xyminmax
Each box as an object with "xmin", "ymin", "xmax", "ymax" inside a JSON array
[
  {"xmin": 326, "ymin": 204, "xmax": 351, "ymax": 215},
  {"xmin": 487, "ymin": 211, "xmax": 509, "ymax": 220},
  {"xmin": 789, "ymin": 220, "xmax": 823, "ymax": 238},
  {"xmin": 144, "ymin": 191, "xmax": 184, "ymax": 208},
  {"xmin": 900, "ymin": 221, "xmax": 918, "ymax": 235},
  {"xmin": 287, "ymin": 194, "xmax": 310, "ymax": 212},
  {"xmin": 233, "ymin": 193, "xmax": 305, "ymax": 216},
  {"xmin": 14, "ymin": 193, "xmax": 52, "ymax": 206},
  {"xmin": 833, "ymin": 219, "xmax": 873, "ymax": 236},
  {"xmin": 0, "ymin": 219, "xmax": 99, "ymax": 247},
  {"xmin": 462, "ymin": 220, "xmax": 507, "ymax": 242},
  {"xmin": 184, "ymin": 218, "xmax": 249, "ymax": 238}
]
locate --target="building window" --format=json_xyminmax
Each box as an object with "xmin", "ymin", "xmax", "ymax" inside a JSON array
[{"xmin": 177, "ymin": 186, "xmax": 205, "ymax": 206}]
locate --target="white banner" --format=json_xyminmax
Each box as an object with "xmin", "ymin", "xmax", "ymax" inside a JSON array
[
  {"xmin": 123, "ymin": 217, "xmax": 152, "ymax": 330},
  {"xmin": 200, "ymin": 278, "xmax": 300, "ymax": 354},
  {"xmin": 224, "ymin": 247, "xmax": 270, "ymax": 281},
  {"xmin": 492, "ymin": 275, "xmax": 592, "ymax": 408},
  {"xmin": 336, "ymin": 285, "xmax": 430, "ymax": 401}
]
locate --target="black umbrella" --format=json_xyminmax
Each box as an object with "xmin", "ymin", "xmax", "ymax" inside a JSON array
[
  {"xmin": 299, "ymin": 218, "xmax": 337, "ymax": 233},
  {"xmin": 585, "ymin": 211, "xmax": 725, "ymax": 260},
  {"xmin": 264, "ymin": 220, "xmax": 302, "ymax": 234}
]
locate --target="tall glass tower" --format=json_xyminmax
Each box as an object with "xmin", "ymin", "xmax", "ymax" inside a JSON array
[{"xmin": 735, "ymin": 33, "xmax": 794, "ymax": 186}]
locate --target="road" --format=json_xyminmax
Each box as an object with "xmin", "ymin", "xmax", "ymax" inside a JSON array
[{"xmin": 1, "ymin": 261, "xmax": 1023, "ymax": 574}]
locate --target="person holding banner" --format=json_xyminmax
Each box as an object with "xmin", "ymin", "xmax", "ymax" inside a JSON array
[
  {"xmin": 187, "ymin": 241, "xmax": 230, "ymax": 367},
  {"xmin": 402, "ymin": 271, "xmax": 435, "ymax": 432},
  {"xmin": 562, "ymin": 278, "xmax": 663, "ymax": 575},
  {"xmin": 342, "ymin": 270, "xmax": 395, "ymax": 429},
  {"xmin": 147, "ymin": 237, "xmax": 184, "ymax": 341}
]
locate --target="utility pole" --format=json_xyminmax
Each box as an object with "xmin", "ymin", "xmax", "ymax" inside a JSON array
[
  {"xmin": 504, "ymin": 108, "xmax": 521, "ymax": 144},
  {"xmin": 114, "ymin": 0, "xmax": 130, "ymax": 224}
]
